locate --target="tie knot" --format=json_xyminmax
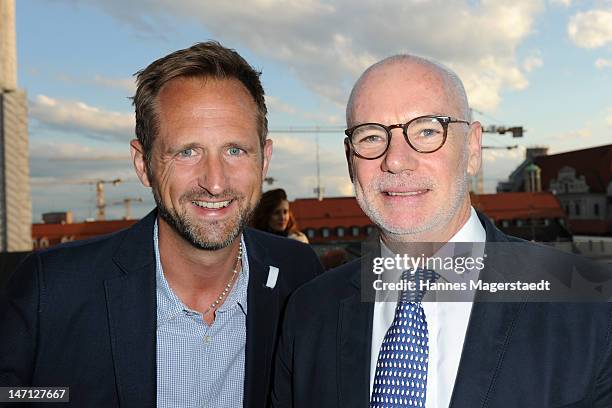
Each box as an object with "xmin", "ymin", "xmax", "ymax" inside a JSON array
[{"xmin": 400, "ymin": 268, "xmax": 439, "ymax": 303}]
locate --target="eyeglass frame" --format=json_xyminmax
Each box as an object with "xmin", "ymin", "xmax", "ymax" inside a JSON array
[{"xmin": 344, "ymin": 115, "xmax": 471, "ymax": 160}]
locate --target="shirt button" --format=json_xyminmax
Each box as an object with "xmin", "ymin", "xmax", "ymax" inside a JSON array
[{"xmin": 203, "ymin": 335, "xmax": 212, "ymax": 344}]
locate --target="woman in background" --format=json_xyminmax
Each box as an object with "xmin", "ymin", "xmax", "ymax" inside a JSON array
[{"xmin": 252, "ymin": 189, "xmax": 309, "ymax": 243}]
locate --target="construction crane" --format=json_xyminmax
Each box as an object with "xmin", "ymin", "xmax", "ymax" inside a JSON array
[
  {"xmin": 471, "ymin": 110, "xmax": 525, "ymax": 194},
  {"xmin": 31, "ymin": 177, "xmax": 124, "ymax": 220},
  {"xmin": 473, "ymin": 108, "xmax": 525, "ymax": 139},
  {"xmin": 93, "ymin": 179, "xmax": 123, "ymax": 220},
  {"xmin": 482, "ymin": 125, "xmax": 524, "ymax": 138},
  {"xmin": 110, "ymin": 197, "xmax": 143, "ymax": 220}
]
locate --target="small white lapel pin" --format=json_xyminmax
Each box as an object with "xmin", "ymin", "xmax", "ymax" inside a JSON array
[{"xmin": 266, "ymin": 266, "xmax": 279, "ymax": 289}]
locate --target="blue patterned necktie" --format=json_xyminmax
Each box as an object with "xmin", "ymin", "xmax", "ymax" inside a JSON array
[{"xmin": 370, "ymin": 269, "xmax": 438, "ymax": 408}]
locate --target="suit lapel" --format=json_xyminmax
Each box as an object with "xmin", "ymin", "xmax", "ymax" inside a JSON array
[
  {"xmin": 449, "ymin": 300, "xmax": 525, "ymax": 407},
  {"xmin": 243, "ymin": 229, "xmax": 280, "ymax": 408},
  {"xmin": 338, "ymin": 290, "xmax": 374, "ymax": 407},
  {"xmin": 105, "ymin": 211, "xmax": 157, "ymax": 407},
  {"xmin": 338, "ymin": 241, "xmax": 377, "ymax": 407},
  {"xmin": 449, "ymin": 211, "xmax": 527, "ymax": 407}
]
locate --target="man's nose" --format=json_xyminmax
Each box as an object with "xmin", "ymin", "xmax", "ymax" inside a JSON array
[
  {"xmin": 196, "ymin": 152, "xmax": 227, "ymax": 195},
  {"xmin": 381, "ymin": 129, "xmax": 419, "ymax": 173}
]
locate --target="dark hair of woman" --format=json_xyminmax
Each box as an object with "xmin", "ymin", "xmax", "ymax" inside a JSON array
[{"xmin": 251, "ymin": 189, "xmax": 308, "ymax": 243}]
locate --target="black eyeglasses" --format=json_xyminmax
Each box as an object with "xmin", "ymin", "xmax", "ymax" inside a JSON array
[{"xmin": 344, "ymin": 115, "xmax": 470, "ymax": 159}]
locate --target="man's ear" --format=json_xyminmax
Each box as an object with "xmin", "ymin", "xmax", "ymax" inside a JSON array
[
  {"xmin": 466, "ymin": 122, "xmax": 482, "ymax": 177},
  {"xmin": 130, "ymin": 139, "xmax": 151, "ymax": 187},
  {"xmin": 261, "ymin": 138, "xmax": 273, "ymax": 179},
  {"xmin": 344, "ymin": 138, "xmax": 354, "ymax": 183}
]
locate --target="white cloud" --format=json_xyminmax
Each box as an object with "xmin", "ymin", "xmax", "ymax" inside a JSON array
[
  {"xmin": 266, "ymin": 94, "xmax": 343, "ymax": 124},
  {"xmin": 479, "ymin": 146, "xmax": 526, "ymax": 192},
  {"xmin": 553, "ymin": 127, "xmax": 592, "ymax": 144},
  {"xmin": 56, "ymin": 73, "xmax": 136, "ymax": 94},
  {"xmin": 28, "ymin": 139, "xmax": 137, "ymax": 186},
  {"xmin": 268, "ymin": 134, "xmax": 313, "ymax": 155},
  {"xmin": 523, "ymin": 51, "xmax": 544, "ymax": 72},
  {"xmin": 568, "ymin": 9, "xmax": 612, "ymax": 48},
  {"xmin": 29, "ymin": 94, "xmax": 134, "ymax": 141},
  {"xmin": 549, "ymin": 0, "xmax": 572, "ymax": 7},
  {"xmin": 265, "ymin": 95, "xmax": 298, "ymax": 115},
  {"xmin": 302, "ymin": 111, "xmax": 343, "ymax": 125},
  {"xmin": 68, "ymin": 0, "xmax": 545, "ymax": 111},
  {"xmin": 30, "ymin": 140, "xmax": 129, "ymax": 161},
  {"xmin": 482, "ymin": 146, "xmax": 525, "ymax": 163},
  {"xmin": 92, "ymin": 75, "xmax": 136, "ymax": 94},
  {"xmin": 260, "ymin": 132, "xmax": 351, "ymax": 198},
  {"xmin": 297, "ymin": 174, "xmax": 354, "ymax": 198},
  {"xmin": 595, "ymin": 58, "xmax": 612, "ymax": 69}
]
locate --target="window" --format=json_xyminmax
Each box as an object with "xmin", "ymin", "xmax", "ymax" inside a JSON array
[
  {"xmin": 351, "ymin": 226, "xmax": 360, "ymax": 237},
  {"xmin": 39, "ymin": 237, "xmax": 49, "ymax": 248},
  {"xmin": 306, "ymin": 229, "xmax": 316, "ymax": 239},
  {"xmin": 544, "ymin": 219, "xmax": 550, "ymax": 226},
  {"xmin": 365, "ymin": 225, "xmax": 375, "ymax": 235},
  {"xmin": 516, "ymin": 219, "xmax": 524, "ymax": 227},
  {"xmin": 321, "ymin": 228, "xmax": 330, "ymax": 238},
  {"xmin": 501, "ymin": 220, "xmax": 510, "ymax": 228},
  {"xmin": 336, "ymin": 227, "xmax": 345, "ymax": 237}
]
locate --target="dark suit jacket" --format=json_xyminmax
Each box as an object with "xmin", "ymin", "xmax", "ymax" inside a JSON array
[
  {"xmin": 271, "ymin": 212, "xmax": 612, "ymax": 408},
  {"xmin": 0, "ymin": 210, "xmax": 323, "ymax": 407}
]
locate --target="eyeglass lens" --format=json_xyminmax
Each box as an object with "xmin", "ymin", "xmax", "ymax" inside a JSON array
[{"xmin": 350, "ymin": 116, "xmax": 445, "ymax": 157}]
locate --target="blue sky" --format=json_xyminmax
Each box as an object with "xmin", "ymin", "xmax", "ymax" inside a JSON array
[{"xmin": 15, "ymin": 0, "xmax": 612, "ymax": 222}]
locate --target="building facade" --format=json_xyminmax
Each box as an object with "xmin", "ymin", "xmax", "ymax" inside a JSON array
[
  {"xmin": 0, "ymin": 0, "xmax": 32, "ymax": 251},
  {"xmin": 498, "ymin": 144, "xmax": 612, "ymax": 236}
]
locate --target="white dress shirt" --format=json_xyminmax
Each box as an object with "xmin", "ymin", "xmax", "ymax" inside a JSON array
[{"xmin": 370, "ymin": 207, "xmax": 486, "ymax": 408}]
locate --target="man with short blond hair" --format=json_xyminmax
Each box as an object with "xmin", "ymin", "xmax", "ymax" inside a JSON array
[{"xmin": 1, "ymin": 41, "xmax": 322, "ymax": 408}]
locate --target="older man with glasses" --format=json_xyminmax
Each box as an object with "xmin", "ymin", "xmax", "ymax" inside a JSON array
[{"xmin": 271, "ymin": 55, "xmax": 612, "ymax": 408}]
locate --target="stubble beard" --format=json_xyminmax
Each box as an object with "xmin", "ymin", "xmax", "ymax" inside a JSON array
[
  {"xmin": 354, "ymin": 150, "xmax": 470, "ymax": 240},
  {"xmin": 153, "ymin": 186, "xmax": 257, "ymax": 251}
]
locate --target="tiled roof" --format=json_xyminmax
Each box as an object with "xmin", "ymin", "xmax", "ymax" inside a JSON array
[
  {"xmin": 32, "ymin": 219, "xmax": 136, "ymax": 243},
  {"xmin": 291, "ymin": 196, "xmax": 372, "ymax": 229},
  {"xmin": 568, "ymin": 219, "xmax": 612, "ymax": 235},
  {"xmin": 31, "ymin": 191, "xmax": 571, "ymax": 248},
  {"xmin": 292, "ymin": 192, "xmax": 565, "ymax": 231},
  {"xmin": 470, "ymin": 192, "xmax": 565, "ymax": 221},
  {"xmin": 534, "ymin": 144, "xmax": 612, "ymax": 193}
]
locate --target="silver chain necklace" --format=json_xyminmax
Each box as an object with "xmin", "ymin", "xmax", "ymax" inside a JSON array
[{"xmin": 203, "ymin": 243, "xmax": 243, "ymax": 317}]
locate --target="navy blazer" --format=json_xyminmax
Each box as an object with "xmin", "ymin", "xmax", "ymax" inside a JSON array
[
  {"xmin": 0, "ymin": 210, "xmax": 323, "ymax": 407},
  {"xmin": 271, "ymin": 212, "xmax": 612, "ymax": 408}
]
